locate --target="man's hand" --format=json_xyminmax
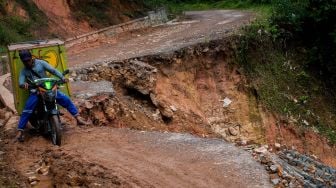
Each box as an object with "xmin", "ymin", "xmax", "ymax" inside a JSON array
[
  {"xmin": 20, "ymin": 83, "xmax": 29, "ymax": 90},
  {"xmin": 62, "ymin": 78, "xmax": 69, "ymax": 83}
]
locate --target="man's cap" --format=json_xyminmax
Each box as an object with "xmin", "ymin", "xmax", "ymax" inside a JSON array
[{"xmin": 19, "ymin": 49, "xmax": 32, "ymax": 62}]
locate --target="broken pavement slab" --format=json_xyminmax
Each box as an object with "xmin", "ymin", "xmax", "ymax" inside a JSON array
[
  {"xmin": 71, "ymin": 80, "xmax": 115, "ymax": 99},
  {"xmin": 0, "ymin": 73, "xmax": 16, "ymax": 113}
]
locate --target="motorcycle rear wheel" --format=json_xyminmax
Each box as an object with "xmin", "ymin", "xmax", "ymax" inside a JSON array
[{"xmin": 50, "ymin": 115, "xmax": 62, "ymax": 146}]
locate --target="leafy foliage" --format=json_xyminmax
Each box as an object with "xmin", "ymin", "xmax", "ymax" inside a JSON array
[
  {"xmin": 0, "ymin": 0, "xmax": 47, "ymax": 47},
  {"xmin": 236, "ymin": 1, "xmax": 336, "ymax": 144},
  {"xmin": 270, "ymin": 0, "xmax": 336, "ymax": 88},
  {"xmin": 144, "ymin": 0, "xmax": 272, "ymax": 14},
  {"xmin": 0, "ymin": 16, "xmax": 32, "ymax": 45}
]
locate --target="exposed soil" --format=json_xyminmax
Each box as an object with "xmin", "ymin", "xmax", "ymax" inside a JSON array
[
  {"xmin": 32, "ymin": 0, "xmax": 93, "ymax": 38},
  {"xmin": 1, "ymin": 10, "xmax": 336, "ymax": 188}
]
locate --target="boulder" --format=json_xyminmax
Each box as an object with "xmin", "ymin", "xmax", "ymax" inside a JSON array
[{"xmin": 4, "ymin": 116, "xmax": 19, "ymax": 132}]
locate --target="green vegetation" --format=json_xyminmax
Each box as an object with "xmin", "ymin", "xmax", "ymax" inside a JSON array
[
  {"xmin": 0, "ymin": 0, "xmax": 47, "ymax": 48},
  {"xmin": 0, "ymin": 16, "xmax": 32, "ymax": 46},
  {"xmin": 144, "ymin": 0, "xmax": 272, "ymax": 15},
  {"xmin": 236, "ymin": 0, "xmax": 336, "ymax": 144}
]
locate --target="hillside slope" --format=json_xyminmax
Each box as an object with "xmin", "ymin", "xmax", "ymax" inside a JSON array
[{"xmin": 0, "ymin": 0, "xmax": 144, "ymax": 46}]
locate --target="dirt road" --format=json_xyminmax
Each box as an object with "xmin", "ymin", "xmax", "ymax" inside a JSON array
[
  {"xmin": 7, "ymin": 126, "xmax": 271, "ymax": 187},
  {"xmin": 67, "ymin": 10, "xmax": 254, "ymax": 69}
]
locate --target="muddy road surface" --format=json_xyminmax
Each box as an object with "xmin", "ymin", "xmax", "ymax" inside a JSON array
[{"xmin": 5, "ymin": 126, "xmax": 271, "ymax": 187}]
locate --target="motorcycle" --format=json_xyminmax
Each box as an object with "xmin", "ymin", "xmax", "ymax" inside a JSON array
[{"xmin": 27, "ymin": 69, "xmax": 69, "ymax": 146}]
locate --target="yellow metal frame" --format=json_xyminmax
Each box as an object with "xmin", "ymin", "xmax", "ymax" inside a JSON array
[{"xmin": 7, "ymin": 39, "xmax": 71, "ymax": 114}]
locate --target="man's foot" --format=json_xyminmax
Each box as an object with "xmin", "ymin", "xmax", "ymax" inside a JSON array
[
  {"xmin": 15, "ymin": 130, "xmax": 24, "ymax": 142},
  {"xmin": 75, "ymin": 116, "xmax": 89, "ymax": 126}
]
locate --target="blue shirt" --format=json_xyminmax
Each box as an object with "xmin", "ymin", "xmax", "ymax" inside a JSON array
[{"xmin": 19, "ymin": 59, "xmax": 64, "ymax": 86}]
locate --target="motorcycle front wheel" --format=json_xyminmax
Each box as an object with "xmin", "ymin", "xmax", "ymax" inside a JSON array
[{"xmin": 50, "ymin": 115, "xmax": 62, "ymax": 146}]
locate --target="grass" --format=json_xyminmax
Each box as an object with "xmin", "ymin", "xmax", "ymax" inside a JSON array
[
  {"xmin": 0, "ymin": 0, "xmax": 47, "ymax": 47},
  {"xmin": 147, "ymin": 0, "xmax": 272, "ymax": 17},
  {"xmin": 236, "ymin": 20, "xmax": 336, "ymax": 144}
]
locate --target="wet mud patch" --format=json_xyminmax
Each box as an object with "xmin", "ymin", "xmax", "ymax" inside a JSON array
[{"xmin": 41, "ymin": 149, "xmax": 126, "ymax": 187}]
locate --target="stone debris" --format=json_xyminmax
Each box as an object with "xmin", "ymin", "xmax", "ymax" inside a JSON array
[
  {"xmin": 221, "ymin": 97, "xmax": 232, "ymax": 108},
  {"xmin": 274, "ymin": 143, "xmax": 281, "ymax": 149},
  {"xmin": 248, "ymin": 147, "xmax": 336, "ymax": 188},
  {"xmin": 4, "ymin": 116, "xmax": 19, "ymax": 132},
  {"xmin": 28, "ymin": 176, "xmax": 39, "ymax": 183},
  {"xmin": 228, "ymin": 127, "xmax": 238, "ymax": 136},
  {"xmin": 271, "ymin": 178, "xmax": 280, "ymax": 185},
  {"xmin": 254, "ymin": 145, "xmax": 269, "ymax": 154},
  {"xmin": 30, "ymin": 181, "xmax": 38, "ymax": 185},
  {"xmin": 170, "ymin": 105, "xmax": 177, "ymax": 112}
]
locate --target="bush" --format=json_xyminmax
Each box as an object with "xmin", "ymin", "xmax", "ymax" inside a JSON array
[
  {"xmin": 270, "ymin": 0, "xmax": 336, "ymax": 88},
  {"xmin": 0, "ymin": 16, "xmax": 32, "ymax": 45}
]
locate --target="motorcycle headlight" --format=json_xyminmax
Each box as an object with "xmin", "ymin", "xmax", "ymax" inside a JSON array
[{"xmin": 44, "ymin": 81, "xmax": 52, "ymax": 90}]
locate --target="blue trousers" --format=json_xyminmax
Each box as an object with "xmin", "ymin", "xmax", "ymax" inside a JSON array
[{"xmin": 17, "ymin": 91, "xmax": 78, "ymax": 131}]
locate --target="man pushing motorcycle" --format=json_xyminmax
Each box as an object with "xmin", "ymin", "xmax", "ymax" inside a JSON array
[{"xmin": 16, "ymin": 49, "xmax": 89, "ymax": 142}]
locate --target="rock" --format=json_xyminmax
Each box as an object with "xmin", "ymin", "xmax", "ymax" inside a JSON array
[
  {"xmin": 81, "ymin": 75, "xmax": 88, "ymax": 81},
  {"xmin": 150, "ymin": 93, "xmax": 158, "ymax": 106},
  {"xmin": 30, "ymin": 181, "xmax": 38, "ymax": 185},
  {"xmin": 275, "ymin": 143, "xmax": 281, "ymax": 149},
  {"xmin": 160, "ymin": 107, "xmax": 173, "ymax": 119},
  {"xmin": 239, "ymin": 139, "xmax": 248, "ymax": 146},
  {"xmin": 260, "ymin": 154, "xmax": 271, "ymax": 164},
  {"xmin": 71, "ymin": 71, "xmax": 77, "ymax": 77},
  {"xmin": 270, "ymin": 165, "xmax": 278, "ymax": 173},
  {"xmin": 36, "ymin": 166, "xmax": 50, "ymax": 175},
  {"xmin": 4, "ymin": 111, "xmax": 12, "ymax": 121},
  {"xmin": 4, "ymin": 116, "xmax": 19, "ymax": 132},
  {"xmin": 281, "ymin": 179, "xmax": 289, "ymax": 187},
  {"xmin": 84, "ymin": 101, "xmax": 94, "ymax": 109},
  {"xmin": 277, "ymin": 166, "xmax": 284, "ymax": 177},
  {"xmin": 0, "ymin": 119, "xmax": 4, "ymax": 127},
  {"xmin": 271, "ymin": 178, "xmax": 280, "ymax": 185},
  {"xmin": 222, "ymin": 97, "xmax": 232, "ymax": 108},
  {"xmin": 152, "ymin": 109, "xmax": 161, "ymax": 121},
  {"xmin": 93, "ymin": 183, "xmax": 102, "ymax": 186},
  {"xmin": 28, "ymin": 176, "xmax": 38, "ymax": 183},
  {"xmin": 228, "ymin": 127, "xmax": 239, "ymax": 136},
  {"xmin": 131, "ymin": 113, "xmax": 136, "ymax": 120},
  {"xmin": 254, "ymin": 145, "xmax": 268, "ymax": 154},
  {"xmin": 105, "ymin": 107, "xmax": 116, "ymax": 120},
  {"xmin": 308, "ymin": 165, "xmax": 316, "ymax": 173},
  {"xmin": 311, "ymin": 154, "xmax": 318, "ymax": 160},
  {"xmin": 170, "ymin": 105, "xmax": 177, "ymax": 112}
]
